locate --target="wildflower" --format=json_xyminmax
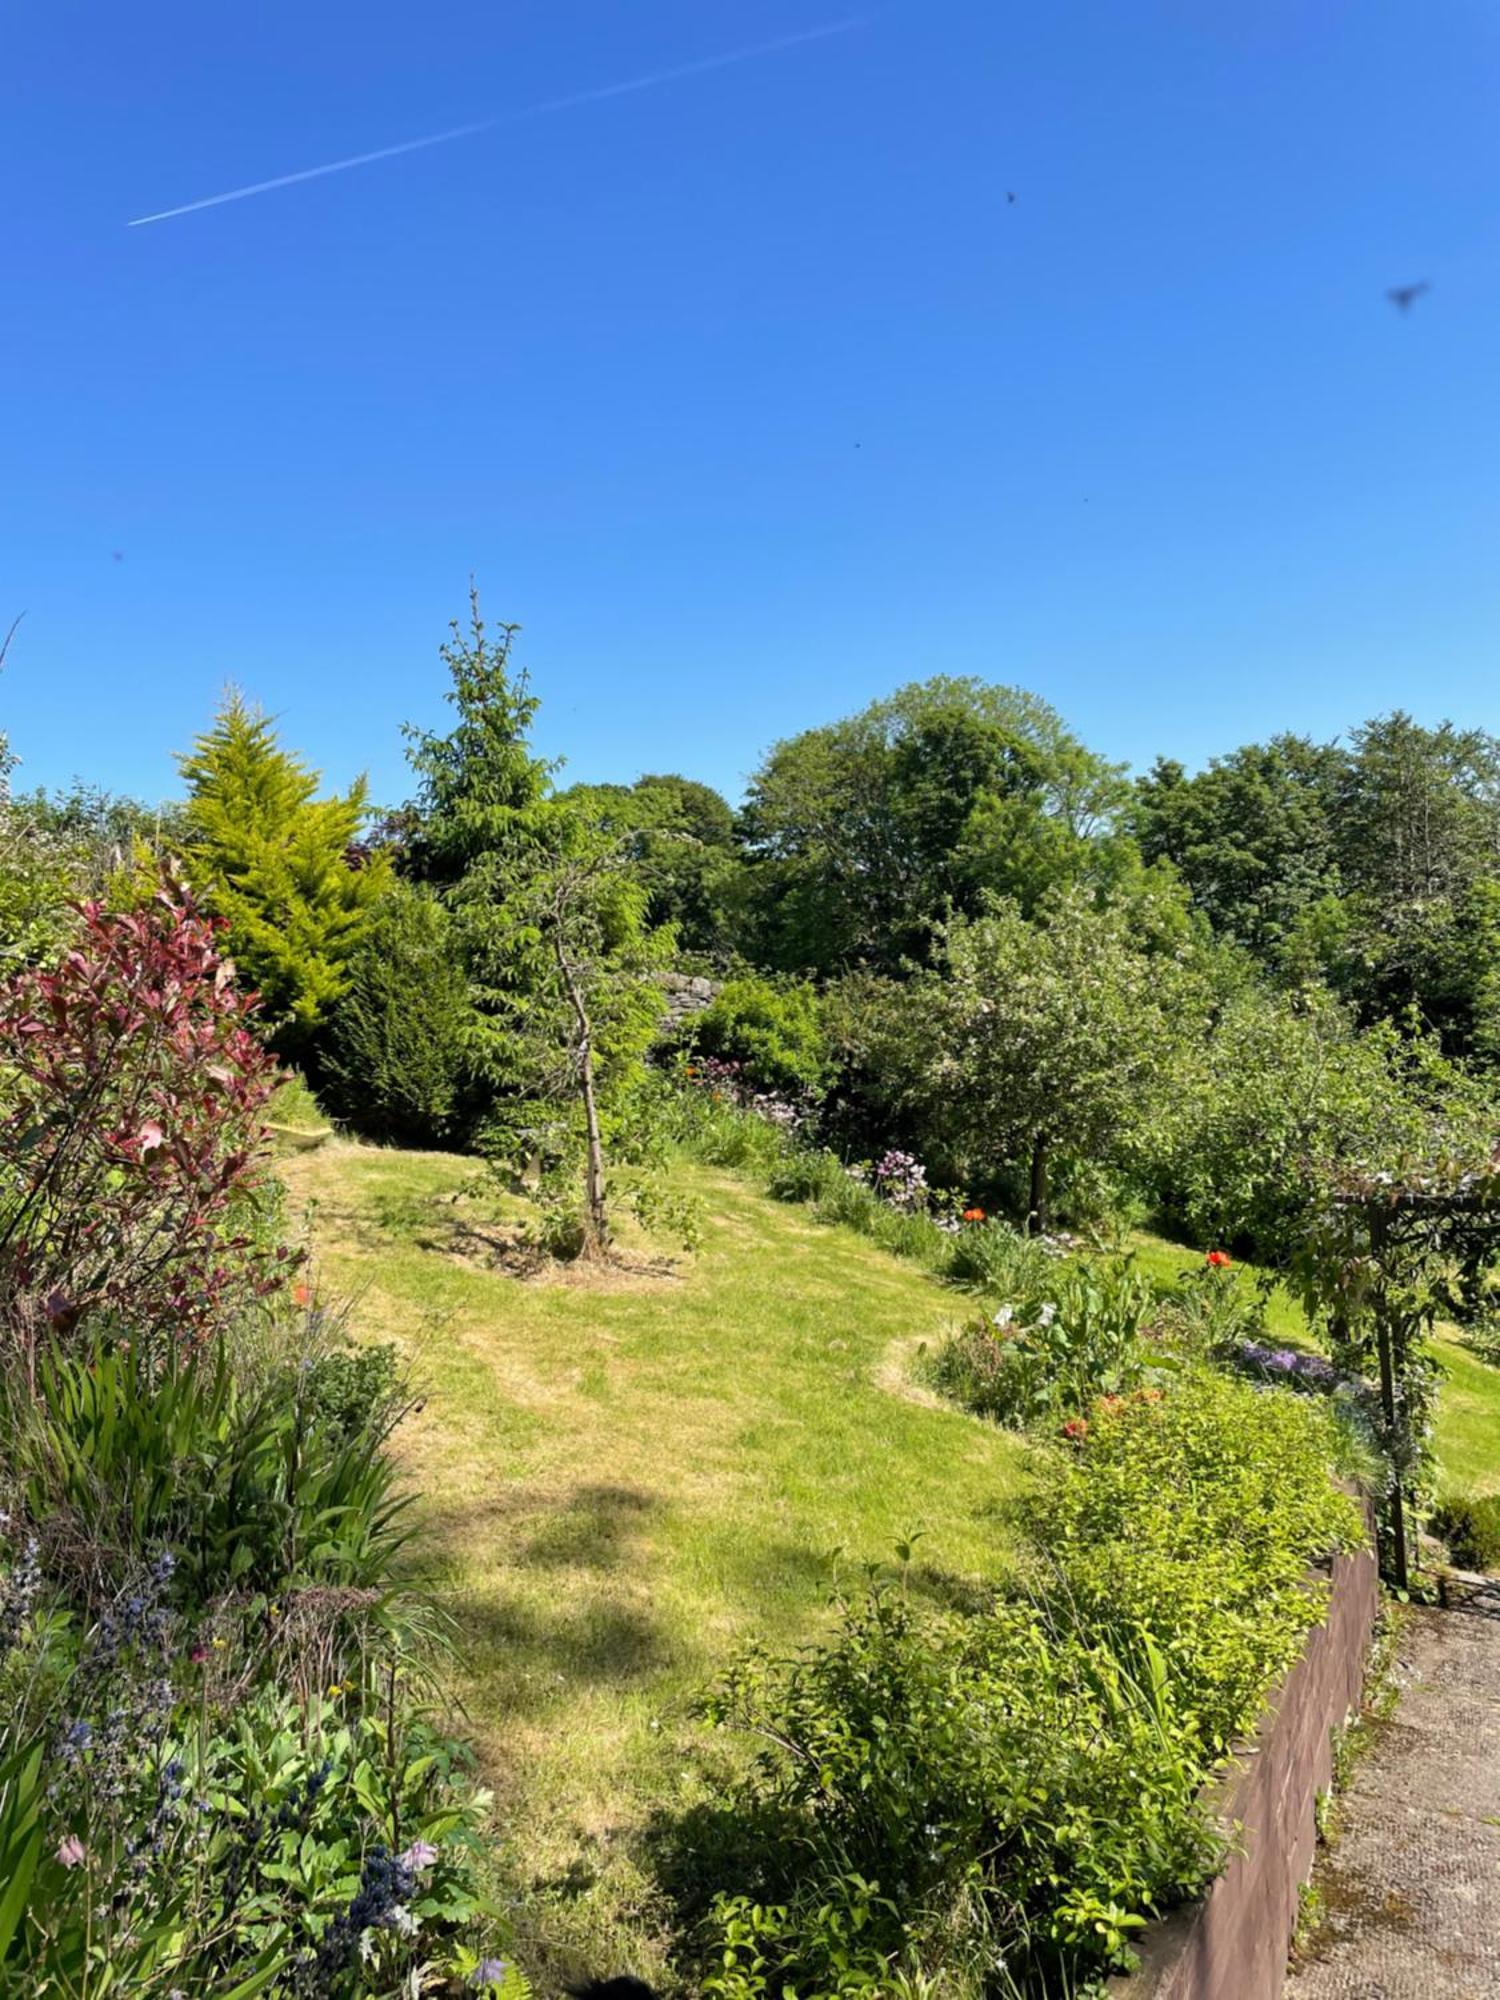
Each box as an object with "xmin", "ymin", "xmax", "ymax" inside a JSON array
[
  {"xmin": 1036, "ymin": 1301, "xmax": 1057, "ymax": 1328},
  {"xmin": 56, "ymin": 1835, "xmax": 87, "ymax": 1868},
  {"xmin": 962, "ymin": 1207, "xmax": 986, "ymax": 1223},
  {"xmin": 293, "ymin": 1281, "xmax": 311, "ymax": 1308},
  {"xmin": 211, "ymin": 1636, "xmax": 228, "ymax": 1651},
  {"xmin": 992, "ymin": 1305, "xmax": 1015, "ymax": 1330},
  {"xmin": 189, "ymin": 1644, "xmax": 209, "ymax": 1665},
  {"xmin": 1206, "ymin": 1250, "xmax": 1232, "ymax": 1269},
  {"xmin": 1060, "ymin": 1417, "xmax": 1089, "ymax": 1441},
  {"xmin": 399, "ymin": 1839, "xmax": 440, "ymax": 1871},
  {"xmin": 471, "ymin": 1961, "xmax": 509, "ymax": 1991}
]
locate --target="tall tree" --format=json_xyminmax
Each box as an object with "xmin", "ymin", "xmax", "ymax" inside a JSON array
[
  {"xmin": 557, "ymin": 771, "xmax": 740, "ymax": 956},
  {"xmin": 1131, "ymin": 735, "xmax": 1344, "ymax": 964},
  {"xmin": 180, "ymin": 692, "xmax": 389, "ymax": 1056},
  {"xmin": 736, "ymin": 677, "xmax": 1132, "ymax": 976}
]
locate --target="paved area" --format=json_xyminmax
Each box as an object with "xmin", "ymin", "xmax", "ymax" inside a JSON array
[{"xmin": 1289, "ymin": 1573, "xmax": 1500, "ymax": 2000}]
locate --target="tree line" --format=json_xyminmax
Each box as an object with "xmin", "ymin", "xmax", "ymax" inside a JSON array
[{"xmin": 4, "ymin": 596, "xmax": 1496, "ymax": 1254}]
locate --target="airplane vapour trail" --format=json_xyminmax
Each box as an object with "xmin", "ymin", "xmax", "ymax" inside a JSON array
[{"xmin": 127, "ymin": 17, "xmax": 866, "ymax": 227}]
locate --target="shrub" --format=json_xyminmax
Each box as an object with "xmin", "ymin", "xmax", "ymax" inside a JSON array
[
  {"xmin": 694, "ymin": 1590, "xmax": 1214, "ymax": 1998},
  {"xmin": 324, "ymin": 883, "xmax": 475, "ymax": 1147},
  {"xmin": 180, "ymin": 692, "xmax": 391, "ymax": 1058},
  {"xmin": 1430, "ymin": 1493, "xmax": 1500, "ymax": 1572},
  {"xmin": 685, "ymin": 977, "xmax": 828, "ymax": 1097},
  {"xmin": 268, "ymin": 1068, "xmax": 330, "ymax": 1133},
  {"xmin": 4, "ymin": 1335, "xmax": 411, "ymax": 1608},
  {"xmin": 940, "ymin": 1216, "xmax": 1059, "ymax": 1295},
  {"xmin": 0, "ymin": 1545, "xmax": 518, "ymax": 1994},
  {"xmin": 0, "ymin": 879, "xmax": 286, "ymax": 1359},
  {"xmin": 1040, "ymin": 1371, "xmax": 1364, "ymax": 1752},
  {"xmin": 681, "ymin": 1371, "xmax": 1363, "ymax": 1997},
  {"xmin": 929, "ymin": 1258, "xmax": 1159, "ymax": 1427}
]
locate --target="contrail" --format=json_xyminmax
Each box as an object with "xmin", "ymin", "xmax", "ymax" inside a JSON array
[{"xmin": 127, "ymin": 17, "xmax": 866, "ymax": 227}]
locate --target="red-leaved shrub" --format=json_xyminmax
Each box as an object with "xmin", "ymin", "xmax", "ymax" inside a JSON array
[{"xmin": 0, "ymin": 877, "xmax": 288, "ymax": 1358}]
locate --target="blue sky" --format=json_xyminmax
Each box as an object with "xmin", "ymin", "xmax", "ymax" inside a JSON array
[{"xmin": 3, "ymin": 1, "xmax": 1498, "ymax": 809}]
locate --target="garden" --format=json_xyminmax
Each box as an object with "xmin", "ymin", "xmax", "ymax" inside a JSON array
[{"xmin": 1, "ymin": 607, "xmax": 1498, "ymax": 1995}]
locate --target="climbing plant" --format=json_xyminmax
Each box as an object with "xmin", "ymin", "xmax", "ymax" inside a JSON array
[{"xmin": 1298, "ymin": 1149, "xmax": 1500, "ymax": 1587}]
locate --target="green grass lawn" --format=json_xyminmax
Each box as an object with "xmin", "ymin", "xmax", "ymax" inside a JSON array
[
  {"xmin": 281, "ymin": 1140, "xmax": 1030, "ymax": 1979},
  {"xmin": 280, "ymin": 1141, "xmax": 1498, "ymax": 1977}
]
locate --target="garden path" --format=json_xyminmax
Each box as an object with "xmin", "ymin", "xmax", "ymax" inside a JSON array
[{"xmin": 1289, "ymin": 1573, "xmax": 1500, "ymax": 1999}]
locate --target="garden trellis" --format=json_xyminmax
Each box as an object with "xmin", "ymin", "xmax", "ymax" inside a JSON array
[{"xmin": 1300, "ymin": 1152, "xmax": 1500, "ymax": 1590}]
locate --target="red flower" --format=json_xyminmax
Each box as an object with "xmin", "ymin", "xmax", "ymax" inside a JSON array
[
  {"xmin": 189, "ymin": 1644, "xmax": 209, "ymax": 1665},
  {"xmin": 1206, "ymin": 1250, "xmax": 1232, "ymax": 1269},
  {"xmin": 962, "ymin": 1207, "xmax": 986, "ymax": 1223},
  {"xmin": 292, "ymin": 1282, "xmax": 311, "ymax": 1308},
  {"xmin": 1060, "ymin": 1416, "xmax": 1090, "ymax": 1441}
]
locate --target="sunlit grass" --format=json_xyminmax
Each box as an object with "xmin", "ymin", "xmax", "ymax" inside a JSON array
[{"xmin": 280, "ymin": 1140, "xmax": 1030, "ymax": 1979}]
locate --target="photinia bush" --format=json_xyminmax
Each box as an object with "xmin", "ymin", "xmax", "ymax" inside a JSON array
[{"xmin": 0, "ymin": 876, "xmax": 287, "ymax": 1358}]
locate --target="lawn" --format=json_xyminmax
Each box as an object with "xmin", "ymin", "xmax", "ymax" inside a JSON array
[
  {"xmin": 278, "ymin": 1139, "xmax": 1498, "ymax": 1977},
  {"xmin": 279, "ymin": 1139, "xmax": 1031, "ymax": 1979}
]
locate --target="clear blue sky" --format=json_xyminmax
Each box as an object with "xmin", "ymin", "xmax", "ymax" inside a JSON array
[{"xmin": 4, "ymin": 1, "xmax": 1498, "ymax": 809}]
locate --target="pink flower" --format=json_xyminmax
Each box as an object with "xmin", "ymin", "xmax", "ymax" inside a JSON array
[
  {"xmin": 399, "ymin": 1839, "xmax": 440, "ymax": 1870},
  {"xmin": 55, "ymin": 1835, "xmax": 86, "ymax": 1869}
]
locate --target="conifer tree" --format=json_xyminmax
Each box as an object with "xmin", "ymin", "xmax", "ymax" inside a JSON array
[
  {"xmin": 180, "ymin": 692, "xmax": 389, "ymax": 1055},
  {"xmin": 404, "ymin": 591, "xmax": 669, "ymax": 1249}
]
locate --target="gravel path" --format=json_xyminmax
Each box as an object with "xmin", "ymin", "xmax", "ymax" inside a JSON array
[{"xmin": 1288, "ymin": 1573, "xmax": 1500, "ymax": 2000}]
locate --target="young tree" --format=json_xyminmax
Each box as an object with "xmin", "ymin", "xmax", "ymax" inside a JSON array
[
  {"xmin": 494, "ymin": 815, "xmax": 669, "ymax": 1251},
  {"xmin": 870, "ymin": 889, "xmax": 1187, "ymax": 1229},
  {"xmin": 180, "ymin": 693, "xmax": 389, "ymax": 1056},
  {"xmin": 403, "ymin": 592, "xmax": 670, "ymax": 1249}
]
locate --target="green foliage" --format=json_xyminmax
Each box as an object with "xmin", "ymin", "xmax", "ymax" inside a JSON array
[
  {"xmin": 928, "ymin": 1259, "xmax": 1159, "ymax": 1428},
  {"xmin": 181, "ymin": 691, "xmax": 390, "ymax": 1055},
  {"xmin": 4, "ymin": 1337, "xmax": 411, "ymax": 1604},
  {"xmin": 736, "ymin": 677, "xmax": 1134, "ymax": 976},
  {"xmin": 560, "ymin": 772, "xmax": 741, "ymax": 955},
  {"xmin": 1040, "ymin": 1372, "xmax": 1364, "ymax": 1753},
  {"xmin": 402, "ymin": 597, "xmax": 671, "ymax": 1244},
  {"xmin": 687, "ymin": 976, "xmax": 828, "ymax": 1095},
  {"xmin": 1131, "ymin": 736, "xmax": 1344, "ymax": 964},
  {"xmin": 325, "ymin": 883, "xmax": 475, "ymax": 1145},
  {"xmin": 1149, "ymin": 984, "xmax": 1486, "ymax": 1261},
  {"xmin": 940, "ymin": 1218, "xmax": 1061, "ymax": 1295},
  {"xmin": 844, "ymin": 888, "xmax": 1191, "ymax": 1227},
  {"xmin": 1429, "ymin": 1493, "xmax": 1500, "ymax": 1572},
  {"xmin": 683, "ymin": 1371, "xmax": 1359, "ymax": 1997},
  {"xmin": 268, "ymin": 1069, "xmax": 329, "ymax": 1132}
]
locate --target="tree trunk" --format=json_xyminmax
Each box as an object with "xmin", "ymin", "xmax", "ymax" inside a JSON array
[
  {"xmin": 1027, "ymin": 1133, "xmax": 1050, "ymax": 1236},
  {"xmin": 554, "ymin": 936, "xmax": 609, "ymax": 1255}
]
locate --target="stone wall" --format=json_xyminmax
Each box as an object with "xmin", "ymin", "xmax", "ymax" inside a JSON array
[
  {"xmin": 1110, "ymin": 1525, "xmax": 1380, "ymax": 2000},
  {"xmin": 658, "ymin": 971, "xmax": 719, "ymax": 1031}
]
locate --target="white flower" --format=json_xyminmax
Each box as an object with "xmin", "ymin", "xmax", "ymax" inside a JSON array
[
  {"xmin": 1037, "ymin": 1302, "xmax": 1058, "ymax": 1328},
  {"xmin": 992, "ymin": 1305, "xmax": 1015, "ymax": 1329}
]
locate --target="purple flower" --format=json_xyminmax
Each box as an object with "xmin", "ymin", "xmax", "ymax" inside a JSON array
[
  {"xmin": 471, "ymin": 1959, "xmax": 508, "ymax": 1990},
  {"xmin": 399, "ymin": 1839, "xmax": 439, "ymax": 1870}
]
